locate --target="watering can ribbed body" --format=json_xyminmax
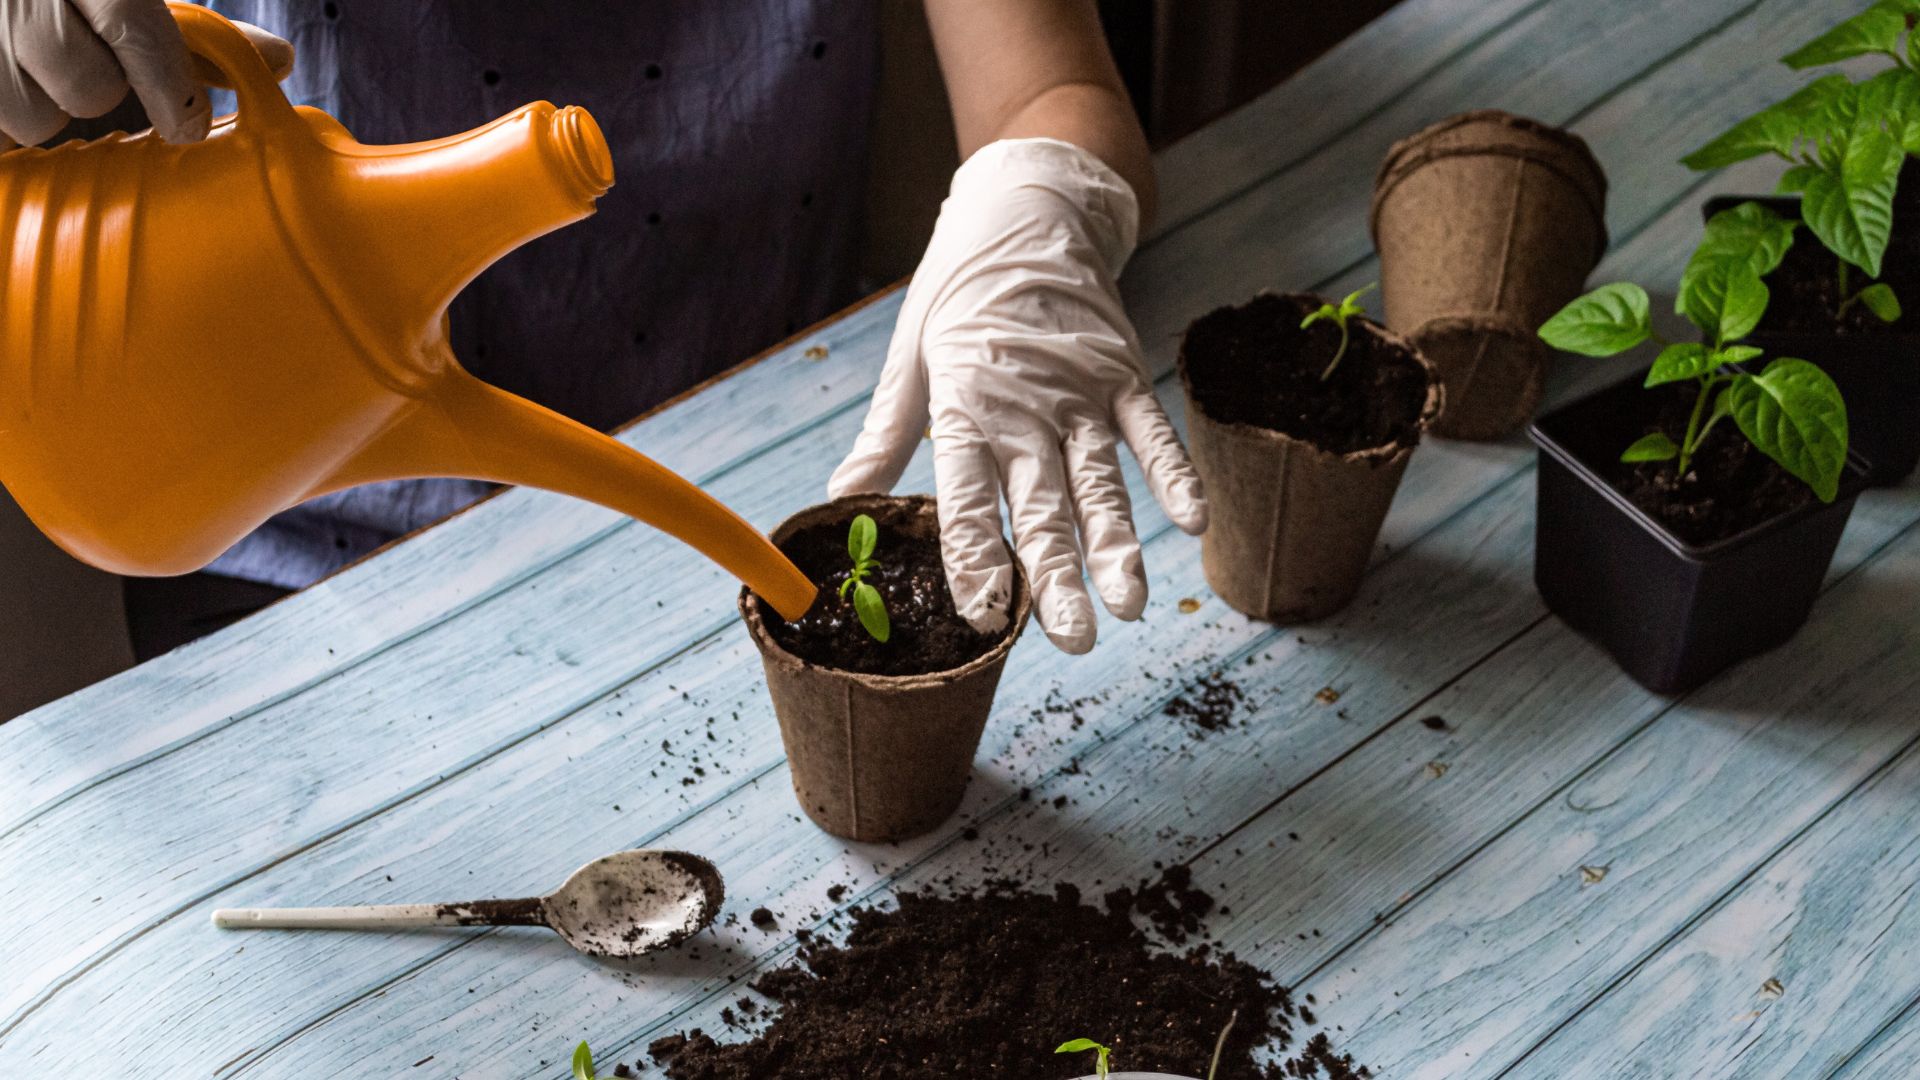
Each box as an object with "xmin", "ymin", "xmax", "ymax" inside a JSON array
[{"xmin": 0, "ymin": 3, "xmax": 816, "ymax": 619}]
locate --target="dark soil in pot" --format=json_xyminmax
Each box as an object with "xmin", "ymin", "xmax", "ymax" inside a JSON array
[
  {"xmin": 1181, "ymin": 293, "xmax": 1429, "ymax": 454},
  {"xmin": 643, "ymin": 877, "xmax": 1370, "ymax": 1079},
  {"xmin": 765, "ymin": 518, "xmax": 1004, "ymax": 677}
]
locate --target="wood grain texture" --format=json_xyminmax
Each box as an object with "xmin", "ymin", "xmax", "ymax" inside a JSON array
[{"xmin": 5, "ymin": 0, "xmax": 1916, "ymax": 1076}]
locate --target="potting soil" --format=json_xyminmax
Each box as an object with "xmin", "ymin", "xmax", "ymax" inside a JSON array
[{"xmin": 1616, "ymin": 383, "xmax": 1820, "ymax": 546}]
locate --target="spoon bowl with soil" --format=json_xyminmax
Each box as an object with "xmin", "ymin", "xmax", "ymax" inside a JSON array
[
  {"xmin": 741, "ymin": 493, "xmax": 1030, "ymax": 843},
  {"xmin": 1178, "ymin": 291, "xmax": 1441, "ymax": 623}
]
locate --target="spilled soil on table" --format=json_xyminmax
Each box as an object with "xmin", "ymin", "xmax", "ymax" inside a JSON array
[{"xmin": 642, "ymin": 873, "xmax": 1370, "ymax": 1079}]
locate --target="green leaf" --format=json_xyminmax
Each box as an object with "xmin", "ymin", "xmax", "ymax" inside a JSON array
[
  {"xmin": 1719, "ymin": 345, "xmax": 1766, "ymax": 365},
  {"xmin": 1838, "ymin": 67, "xmax": 1920, "ymax": 153},
  {"xmin": 1620, "ymin": 431, "xmax": 1681, "ymax": 462},
  {"xmin": 1726, "ymin": 358, "xmax": 1850, "ymax": 501},
  {"xmin": 853, "ymin": 582, "xmax": 890, "ymax": 643},
  {"xmin": 1690, "ymin": 201, "xmax": 1800, "ymax": 281},
  {"xmin": 573, "ymin": 1042, "xmax": 597, "ymax": 1080},
  {"xmin": 1056, "ymin": 1040, "xmax": 1105, "ymax": 1054},
  {"xmin": 1300, "ymin": 302, "xmax": 1341, "ymax": 329},
  {"xmin": 848, "ymin": 513, "xmax": 878, "ymax": 563},
  {"xmin": 1683, "ymin": 75, "xmax": 1852, "ymax": 169},
  {"xmin": 1644, "ymin": 343, "xmax": 1717, "ymax": 387},
  {"xmin": 1338, "ymin": 282, "xmax": 1377, "ymax": 318},
  {"xmin": 1859, "ymin": 282, "xmax": 1904, "ymax": 321},
  {"xmin": 1788, "ymin": 126, "xmax": 1902, "ymax": 276},
  {"xmin": 1538, "ymin": 283, "xmax": 1652, "ymax": 356},
  {"xmin": 1782, "ymin": 4, "xmax": 1909, "ymax": 68},
  {"xmin": 1680, "ymin": 261, "xmax": 1770, "ymax": 342}
]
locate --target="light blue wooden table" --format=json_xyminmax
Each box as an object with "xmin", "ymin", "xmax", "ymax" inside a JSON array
[{"xmin": 6, "ymin": 0, "xmax": 1920, "ymax": 1075}]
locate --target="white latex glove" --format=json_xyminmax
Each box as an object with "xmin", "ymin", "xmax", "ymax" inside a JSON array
[
  {"xmin": 831, "ymin": 137, "xmax": 1208, "ymax": 655},
  {"xmin": 0, "ymin": 0, "xmax": 291, "ymax": 149}
]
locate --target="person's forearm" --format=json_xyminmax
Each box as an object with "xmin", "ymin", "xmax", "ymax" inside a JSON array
[{"xmin": 923, "ymin": 0, "xmax": 1156, "ymax": 229}]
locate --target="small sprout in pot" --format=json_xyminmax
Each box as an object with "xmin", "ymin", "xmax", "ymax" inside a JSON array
[
  {"xmin": 572, "ymin": 1041, "xmax": 601, "ymax": 1080},
  {"xmin": 1056, "ymin": 1037, "xmax": 1114, "ymax": 1078},
  {"xmin": 1538, "ymin": 201, "xmax": 1850, "ymax": 502},
  {"xmin": 838, "ymin": 512, "xmax": 891, "ymax": 642},
  {"xmin": 1299, "ymin": 283, "xmax": 1378, "ymax": 381}
]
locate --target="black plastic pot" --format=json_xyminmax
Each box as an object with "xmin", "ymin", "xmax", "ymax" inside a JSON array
[
  {"xmin": 1703, "ymin": 194, "xmax": 1920, "ymax": 486},
  {"xmin": 1529, "ymin": 376, "xmax": 1867, "ymax": 695}
]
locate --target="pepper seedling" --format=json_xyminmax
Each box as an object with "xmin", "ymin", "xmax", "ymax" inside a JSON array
[
  {"xmin": 1682, "ymin": 2, "xmax": 1920, "ymax": 318},
  {"xmin": 1056, "ymin": 1037, "xmax": 1114, "ymax": 1078},
  {"xmin": 571, "ymin": 1041, "xmax": 601, "ymax": 1080},
  {"xmin": 1538, "ymin": 202, "xmax": 1850, "ymax": 502},
  {"xmin": 839, "ymin": 513, "xmax": 891, "ymax": 643},
  {"xmin": 1299, "ymin": 283, "xmax": 1378, "ymax": 381}
]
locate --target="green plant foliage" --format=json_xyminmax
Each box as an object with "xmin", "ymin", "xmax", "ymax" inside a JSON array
[
  {"xmin": 1726, "ymin": 357, "xmax": 1850, "ymax": 501},
  {"xmin": 1537, "ymin": 282, "xmax": 1652, "ymax": 356},
  {"xmin": 572, "ymin": 1042, "xmax": 599, "ymax": 1080},
  {"xmin": 1782, "ymin": 2, "xmax": 1913, "ymax": 69},
  {"xmin": 1298, "ymin": 282, "xmax": 1377, "ymax": 380},
  {"xmin": 1056, "ymin": 1038, "xmax": 1114, "ymax": 1079},
  {"xmin": 1778, "ymin": 125, "xmax": 1902, "ymax": 277},
  {"xmin": 838, "ymin": 513, "xmax": 891, "ymax": 643},
  {"xmin": 1621, "ymin": 431, "xmax": 1682, "ymax": 462}
]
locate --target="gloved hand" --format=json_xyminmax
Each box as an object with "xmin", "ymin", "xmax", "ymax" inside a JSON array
[
  {"xmin": 830, "ymin": 137, "xmax": 1207, "ymax": 654},
  {"xmin": 0, "ymin": 0, "xmax": 292, "ymax": 149}
]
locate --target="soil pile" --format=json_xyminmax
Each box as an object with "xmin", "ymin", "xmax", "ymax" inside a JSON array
[
  {"xmin": 647, "ymin": 880, "xmax": 1369, "ymax": 1079},
  {"xmin": 766, "ymin": 519, "xmax": 1002, "ymax": 676}
]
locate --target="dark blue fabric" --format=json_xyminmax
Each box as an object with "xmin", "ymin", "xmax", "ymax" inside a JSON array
[{"xmin": 203, "ymin": 0, "xmax": 878, "ymax": 587}]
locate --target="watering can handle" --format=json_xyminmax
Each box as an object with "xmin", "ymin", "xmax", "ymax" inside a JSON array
[{"xmin": 169, "ymin": 2, "xmax": 299, "ymax": 129}]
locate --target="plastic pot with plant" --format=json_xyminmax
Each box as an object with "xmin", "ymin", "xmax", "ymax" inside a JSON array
[
  {"xmin": 1056, "ymin": 1018, "xmax": 1242, "ymax": 1080},
  {"xmin": 1176, "ymin": 286, "xmax": 1441, "ymax": 623},
  {"xmin": 1681, "ymin": 4, "xmax": 1920, "ymax": 482},
  {"xmin": 1531, "ymin": 225, "xmax": 1867, "ymax": 693},
  {"xmin": 1370, "ymin": 109, "xmax": 1609, "ymax": 439},
  {"xmin": 740, "ymin": 493, "xmax": 1030, "ymax": 843}
]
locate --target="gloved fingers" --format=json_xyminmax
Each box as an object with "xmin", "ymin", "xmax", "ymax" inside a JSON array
[
  {"xmin": 1114, "ymin": 380, "xmax": 1208, "ymax": 536},
  {"xmin": 0, "ymin": 55, "xmax": 66, "ymax": 146},
  {"xmin": 828, "ymin": 317, "xmax": 931, "ymax": 499},
  {"xmin": 930, "ymin": 414, "xmax": 1014, "ymax": 635},
  {"xmin": 1063, "ymin": 419, "xmax": 1147, "ymax": 621},
  {"xmin": 996, "ymin": 424, "xmax": 1097, "ymax": 655},
  {"xmin": 13, "ymin": 1, "xmax": 125, "ymax": 120},
  {"xmin": 232, "ymin": 20, "xmax": 293, "ymax": 80},
  {"xmin": 72, "ymin": 0, "xmax": 208, "ymax": 143}
]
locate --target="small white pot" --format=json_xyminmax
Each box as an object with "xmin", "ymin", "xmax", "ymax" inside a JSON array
[{"xmin": 1075, "ymin": 1075, "xmax": 1202, "ymax": 1079}]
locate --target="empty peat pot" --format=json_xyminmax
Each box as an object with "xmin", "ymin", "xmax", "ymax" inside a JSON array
[
  {"xmin": 1699, "ymin": 195, "xmax": 1920, "ymax": 487},
  {"xmin": 1372, "ymin": 109, "xmax": 1608, "ymax": 440},
  {"xmin": 1530, "ymin": 376, "xmax": 1868, "ymax": 695},
  {"xmin": 1177, "ymin": 292, "xmax": 1442, "ymax": 622},
  {"xmin": 741, "ymin": 494, "xmax": 1030, "ymax": 843}
]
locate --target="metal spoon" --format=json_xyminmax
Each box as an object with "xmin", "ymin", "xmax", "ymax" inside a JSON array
[{"xmin": 211, "ymin": 850, "xmax": 725, "ymax": 960}]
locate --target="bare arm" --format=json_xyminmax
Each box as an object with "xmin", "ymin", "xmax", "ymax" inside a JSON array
[{"xmin": 923, "ymin": 0, "xmax": 1157, "ymax": 228}]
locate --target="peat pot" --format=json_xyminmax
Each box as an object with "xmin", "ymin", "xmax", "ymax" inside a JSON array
[
  {"xmin": 740, "ymin": 494, "xmax": 1030, "ymax": 843},
  {"xmin": 1178, "ymin": 294, "xmax": 1443, "ymax": 622},
  {"xmin": 1702, "ymin": 194, "xmax": 1920, "ymax": 487},
  {"xmin": 1372, "ymin": 109, "xmax": 1608, "ymax": 440},
  {"xmin": 1530, "ymin": 376, "xmax": 1867, "ymax": 695}
]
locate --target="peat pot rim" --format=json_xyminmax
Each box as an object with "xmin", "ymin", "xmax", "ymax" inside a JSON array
[
  {"xmin": 1176, "ymin": 289, "xmax": 1445, "ymax": 468},
  {"xmin": 739, "ymin": 492, "xmax": 1032, "ymax": 691},
  {"xmin": 1529, "ymin": 375, "xmax": 1870, "ymax": 565},
  {"xmin": 1369, "ymin": 108, "xmax": 1609, "ymax": 246}
]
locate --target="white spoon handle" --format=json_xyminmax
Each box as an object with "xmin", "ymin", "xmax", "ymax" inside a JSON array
[{"xmin": 211, "ymin": 897, "xmax": 544, "ymax": 930}]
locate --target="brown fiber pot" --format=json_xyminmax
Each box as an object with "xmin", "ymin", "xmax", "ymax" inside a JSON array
[
  {"xmin": 740, "ymin": 494, "xmax": 1031, "ymax": 843},
  {"xmin": 1178, "ymin": 296, "xmax": 1443, "ymax": 623},
  {"xmin": 1371, "ymin": 109, "xmax": 1607, "ymax": 440}
]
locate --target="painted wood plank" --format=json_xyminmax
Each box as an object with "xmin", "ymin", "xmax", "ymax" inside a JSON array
[
  {"xmin": 1280, "ymin": 501, "xmax": 1920, "ymax": 1079},
  {"xmin": 1491, "ymin": 560, "xmax": 1920, "ymax": 1079},
  {"xmin": 1829, "ymin": 996, "xmax": 1920, "ymax": 1078}
]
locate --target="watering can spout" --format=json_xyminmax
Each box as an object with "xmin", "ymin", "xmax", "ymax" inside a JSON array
[{"xmin": 322, "ymin": 372, "xmax": 819, "ymax": 621}]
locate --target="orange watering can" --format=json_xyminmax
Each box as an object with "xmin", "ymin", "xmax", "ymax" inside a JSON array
[{"xmin": 0, "ymin": 3, "xmax": 816, "ymax": 619}]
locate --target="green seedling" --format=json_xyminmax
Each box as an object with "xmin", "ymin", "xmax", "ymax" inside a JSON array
[
  {"xmin": 1682, "ymin": 2, "xmax": 1920, "ymax": 315},
  {"xmin": 1299, "ymin": 283, "xmax": 1378, "ymax": 381},
  {"xmin": 839, "ymin": 513, "xmax": 891, "ymax": 643},
  {"xmin": 1056, "ymin": 1038, "xmax": 1114, "ymax": 1078},
  {"xmin": 571, "ymin": 1041, "xmax": 600, "ymax": 1080},
  {"xmin": 1206, "ymin": 1009, "xmax": 1240, "ymax": 1080},
  {"xmin": 1539, "ymin": 203, "xmax": 1850, "ymax": 501}
]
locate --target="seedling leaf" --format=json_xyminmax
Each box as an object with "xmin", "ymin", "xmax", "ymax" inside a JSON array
[
  {"xmin": 1682, "ymin": 75, "xmax": 1852, "ymax": 169},
  {"xmin": 1781, "ymin": 126, "xmax": 1902, "ymax": 277},
  {"xmin": 1859, "ymin": 282, "xmax": 1904, "ymax": 321},
  {"xmin": 572, "ymin": 1042, "xmax": 597, "ymax": 1080},
  {"xmin": 1644, "ymin": 344, "xmax": 1716, "ymax": 387},
  {"xmin": 1719, "ymin": 345, "xmax": 1766, "ymax": 365},
  {"xmin": 1620, "ymin": 432, "xmax": 1681, "ymax": 463},
  {"xmin": 1056, "ymin": 1039, "xmax": 1113, "ymax": 1079},
  {"xmin": 1726, "ymin": 358, "xmax": 1849, "ymax": 501},
  {"xmin": 1679, "ymin": 261, "xmax": 1770, "ymax": 343},
  {"xmin": 1782, "ymin": 3, "xmax": 1909, "ymax": 68},
  {"xmin": 1539, "ymin": 283, "xmax": 1652, "ymax": 356},
  {"xmin": 853, "ymin": 582, "xmax": 890, "ymax": 643},
  {"xmin": 1686, "ymin": 201, "xmax": 1799, "ymax": 286},
  {"xmin": 848, "ymin": 514, "xmax": 878, "ymax": 563}
]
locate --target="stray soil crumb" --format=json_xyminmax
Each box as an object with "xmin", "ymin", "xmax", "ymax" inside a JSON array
[
  {"xmin": 1178, "ymin": 597, "xmax": 1203, "ymax": 614},
  {"xmin": 749, "ymin": 907, "xmax": 777, "ymax": 929},
  {"xmin": 1420, "ymin": 715, "xmax": 1448, "ymax": 731},
  {"xmin": 648, "ymin": 882, "xmax": 1369, "ymax": 1079},
  {"xmin": 1314, "ymin": 687, "xmax": 1341, "ymax": 705},
  {"xmin": 1164, "ymin": 671, "xmax": 1246, "ymax": 734}
]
